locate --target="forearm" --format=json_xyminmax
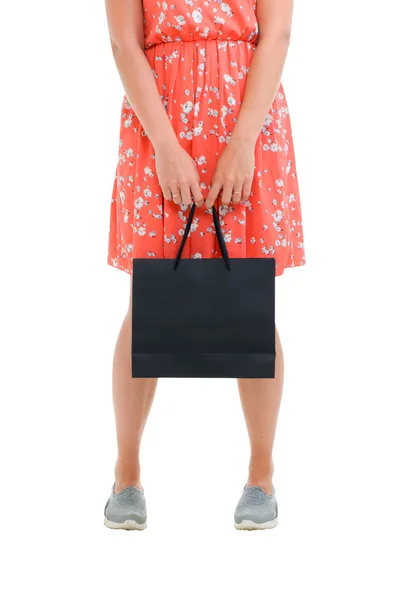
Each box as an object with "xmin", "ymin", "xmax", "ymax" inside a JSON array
[
  {"xmin": 232, "ymin": 34, "xmax": 290, "ymax": 147},
  {"xmin": 112, "ymin": 42, "xmax": 178, "ymax": 151}
]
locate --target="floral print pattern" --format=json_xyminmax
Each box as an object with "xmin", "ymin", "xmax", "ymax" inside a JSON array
[{"xmin": 108, "ymin": 0, "xmax": 305, "ymax": 276}]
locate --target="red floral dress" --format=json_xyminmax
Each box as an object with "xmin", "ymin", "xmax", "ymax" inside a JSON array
[{"xmin": 108, "ymin": 0, "xmax": 305, "ymax": 276}]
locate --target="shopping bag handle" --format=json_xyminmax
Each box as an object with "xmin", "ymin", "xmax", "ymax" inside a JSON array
[{"xmin": 173, "ymin": 204, "xmax": 231, "ymax": 271}]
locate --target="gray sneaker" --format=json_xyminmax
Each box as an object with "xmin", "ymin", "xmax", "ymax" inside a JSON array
[
  {"xmin": 104, "ymin": 484, "xmax": 147, "ymax": 530},
  {"xmin": 234, "ymin": 485, "xmax": 278, "ymax": 530}
]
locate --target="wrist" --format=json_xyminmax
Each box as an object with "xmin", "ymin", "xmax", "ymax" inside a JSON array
[
  {"xmin": 230, "ymin": 130, "xmax": 258, "ymax": 151},
  {"xmin": 152, "ymin": 133, "xmax": 180, "ymax": 153}
]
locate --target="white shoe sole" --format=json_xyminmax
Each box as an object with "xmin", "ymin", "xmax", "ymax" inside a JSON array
[
  {"xmin": 234, "ymin": 517, "xmax": 278, "ymax": 530},
  {"xmin": 104, "ymin": 517, "xmax": 147, "ymax": 530}
]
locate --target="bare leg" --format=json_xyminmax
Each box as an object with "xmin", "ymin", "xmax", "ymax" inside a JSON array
[
  {"xmin": 237, "ymin": 328, "xmax": 284, "ymax": 495},
  {"xmin": 112, "ymin": 277, "xmax": 158, "ymax": 494}
]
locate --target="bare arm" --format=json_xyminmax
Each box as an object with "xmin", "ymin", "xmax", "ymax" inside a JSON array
[
  {"xmin": 205, "ymin": 0, "xmax": 294, "ymax": 208},
  {"xmin": 233, "ymin": 0, "xmax": 294, "ymax": 144},
  {"xmin": 105, "ymin": 0, "xmax": 203, "ymax": 206},
  {"xmin": 104, "ymin": 0, "xmax": 176, "ymax": 149}
]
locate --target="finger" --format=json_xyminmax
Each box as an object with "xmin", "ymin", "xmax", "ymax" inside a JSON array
[
  {"xmin": 191, "ymin": 180, "xmax": 204, "ymax": 207},
  {"xmin": 205, "ymin": 180, "xmax": 222, "ymax": 209},
  {"xmin": 242, "ymin": 178, "xmax": 253, "ymax": 202},
  {"xmin": 231, "ymin": 183, "xmax": 243, "ymax": 204},
  {"xmin": 220, "ymin": 181, "xmax": 234, "ymax": 206},
  {"xmin": 170, "ymin": 185, "xmax": 182, "ymax": 205},
  {"xmin": 162, "ymin": 186, "xmax": 172, "ymax": 202},
  {"xmin": 180, "ymin": 182, "xmax": 193, "ymax": 206}
]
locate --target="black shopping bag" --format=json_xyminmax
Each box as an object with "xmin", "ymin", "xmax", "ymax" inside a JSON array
[{"xmin": 131, "ymin": 205, "xmax": 275, "ymax": 378}]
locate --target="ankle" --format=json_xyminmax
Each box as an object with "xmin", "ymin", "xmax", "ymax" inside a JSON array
[
  {"xmin": 114, "ymin": 458, "xmax": 142, "ymax": 493},
  {"xmin": 247, "ymin": 457, "xmax": 274, "ymax": 495},
  {"xmin": 114, "ymin": 479, "xmax": 143, "ymax": 494},
  {"xmin": 246, "ymin": 475, "xmax": 274, "ymax": 496}
]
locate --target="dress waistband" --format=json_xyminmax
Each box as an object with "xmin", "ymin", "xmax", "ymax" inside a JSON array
[{"xmin": 144, "ymin": 38, "xmax": 256, "ymax": 51}]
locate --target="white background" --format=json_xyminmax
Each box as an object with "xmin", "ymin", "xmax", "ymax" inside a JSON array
[{"xmin": 1, "ymin": 0, "xmax": 396, "ymax": 598}]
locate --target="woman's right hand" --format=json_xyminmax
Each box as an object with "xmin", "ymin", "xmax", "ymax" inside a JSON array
[{"xmin": 155, "ymin": 141, "xmax": 204, "ymax": 208}]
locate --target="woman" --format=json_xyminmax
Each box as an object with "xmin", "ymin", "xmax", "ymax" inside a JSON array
[{"xmin": 104, "ymin": 0, "xmax": 305, "ymax": 530}]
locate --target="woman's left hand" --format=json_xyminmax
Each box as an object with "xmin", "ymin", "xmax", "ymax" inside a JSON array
[{"xmin": 204, "ymin": 139, "xmax": 255, "ymax": 208}]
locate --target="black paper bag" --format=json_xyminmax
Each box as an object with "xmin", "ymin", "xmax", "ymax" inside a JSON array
[{"xmin": 131, "ymin": 205, "xmax": 275, "ymax": 378}]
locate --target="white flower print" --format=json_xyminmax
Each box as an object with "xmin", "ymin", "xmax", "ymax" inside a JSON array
[
  {"xmin": 194, "ymin": 121, "xmax": 204, "ymax": 136},
  {"xmin": 135, "ymin": 197, "xmax": 145, "ymax": 210},
  {"xmin": 174, "ymin": 15, "xmax": 186, "ymax": 26},
  {"xmin": 273, "ymin": 210, "xmax": 283, "ymax": 223},
  {"xmin": 200, "ymin": 27, "xmax": 210, "ymax": 38},
  {"xmin": 220, "ymin": 2, "xmax": 233, "ymax": 17},
  {"xmin": 223, "ymin": 73, "xmax": 236, "ymax": 85},
  {"xmin": 182, "ymin": 101, "xmax": 194, "ymax": 114},
  {"xmin": 192, "ymin": 9, "xmax": 202, "ymax": 23}
]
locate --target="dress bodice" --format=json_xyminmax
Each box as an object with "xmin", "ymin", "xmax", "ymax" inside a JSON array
[{"xmin": 143, "ymin": 0, "xmax": 259, "ymax": 49}]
